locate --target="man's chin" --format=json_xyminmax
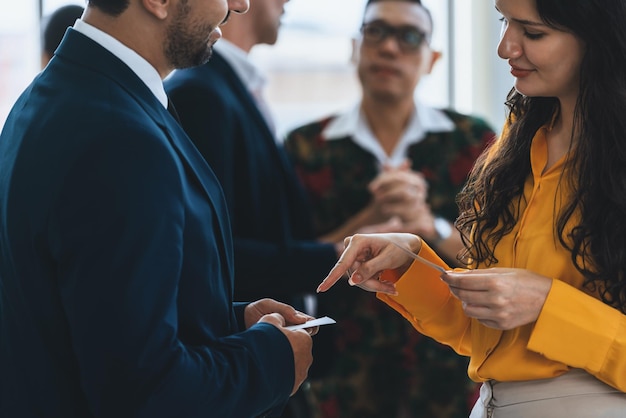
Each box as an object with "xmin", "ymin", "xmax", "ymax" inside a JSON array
[
  {"xmin": 176, "ymin": 47, "xmax": 213, "ymax": 70},
  {"xmin": 199, "ymin": 47, "xmax": 214, "ymax": 66}
]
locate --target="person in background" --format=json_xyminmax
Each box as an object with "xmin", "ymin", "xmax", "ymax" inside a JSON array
[
  {"xmin": 318, "ymin": 0, "xmax": 626, "ymax": 416},
  {"xmin": 40, "ymin": 4, "xmax": 84, "ymax": 68},
  {"xmin": 0, "ymin": 0, "xmax": 316, "ymax": 417},
  {"xmin": 164, "ymin": 1, "xmax": 341, "ymax": 416},
  {"xmin": 284, "ymin": 0, "xmax": 495, "ymax": 416},
  {"xmin": 165, "ymin": 0, "xmax": 341, "ymax": 315}
]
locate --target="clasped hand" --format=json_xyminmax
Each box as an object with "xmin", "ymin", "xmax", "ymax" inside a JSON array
[
  {"xmin": 318, "ymin": 233, "xmax": 553, "ymax": 330},
  {"xmin": 368, "ymin": 162, "xmax": 430, "ymax": 225}
]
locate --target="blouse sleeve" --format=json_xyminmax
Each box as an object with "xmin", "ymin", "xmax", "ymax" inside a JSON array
[
  {"xmin": 528, "ymin": 279, "xmax": 626, "ymax": 392},
  {"xmin": 376, "ymin": 243, "xmax": 473, "ymax": 356}
]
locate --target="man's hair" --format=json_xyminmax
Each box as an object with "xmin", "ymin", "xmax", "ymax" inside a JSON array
[
  {"xmin": 363, "ymin": 0, "xmax": 433, "ymax": 36},
  {"xmin": 366, "ymin": 0, "xmax": 422, "ymax": 4},
  {"xmin": 41, "ymin": 5, "xmax": 84, "ymax": 56},
  {"xmin": 87, "ymin": 0, "xmax": 130, "ymax": 16}
]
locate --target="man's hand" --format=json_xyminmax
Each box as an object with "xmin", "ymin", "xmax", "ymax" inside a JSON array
[
  {"xmin": 368, "ymin": 162, "xmax": 429, "ymax": 224},
  {"xmin": 258, "ymin": 313, "xmax": 314, "ymax": 396},
  {"xmin": 245, "ymin": 299, "xmax": 316, "ymax": 396},
  {"xmin": 319, "ymin": 162, "xmax": 436, "ymax": 244},
  {"xmin": 244, "ymin": 298, "xmax": 313, "ymax": 330}
]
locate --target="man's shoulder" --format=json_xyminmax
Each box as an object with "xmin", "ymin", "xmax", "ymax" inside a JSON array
[
  {"xmin": 285, "ymin": 114, "xmax": 339, "ymax": 143},
  {"xmin": 422, "ymin": 108, "xmax": 497, "ymax": 152},
  {"xmin": 166, "ymin": 61, "xmax": 223, "ymax": 87},
  {"xmin": 28, "ymin": 69, "xmax": 149, "ymax": 129},
  {"xmin": 439, "ymin": 108, "xmax": 493, "ymax": 131},
  {"xmin": 165, "ymin": 60, "xmax": 239, "ymax": 105}
]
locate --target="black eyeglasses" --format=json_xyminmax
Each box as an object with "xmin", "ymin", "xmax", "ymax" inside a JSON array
[{"xmin": 360, "ymin": 21, "xmax": 428, "ymax": 52}]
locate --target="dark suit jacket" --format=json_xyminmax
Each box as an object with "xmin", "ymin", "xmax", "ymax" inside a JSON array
[
  {"xmin": 165, "ymin": 53, "xmax": 337, "ymax": 303},
  {"xmin": 0, "ymin": 29, "xmax": 292, "ymax": 418}
]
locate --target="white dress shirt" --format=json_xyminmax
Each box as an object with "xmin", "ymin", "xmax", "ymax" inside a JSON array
[
  {"xmin": 73, "ymin": 19, "xmax": 168, "ymax": 109},
  {"xmin": 214, "ymin": 40, "xmax": 276, "ymax": 136},
  {"xmin": 322, "ymin": 101, "xmax": 455, "ymax": 169}
]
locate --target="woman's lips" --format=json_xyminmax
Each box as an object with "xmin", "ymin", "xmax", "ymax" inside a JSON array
[{"xmin": 510, "ymin": 66, "xmax": 533, "ymax": 78}]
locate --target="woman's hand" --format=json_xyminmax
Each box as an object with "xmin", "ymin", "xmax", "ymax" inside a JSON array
[
  {"xmin": 317, "ymin": 233, "xmax": 422, "ymax": 294},
  {"xmin": 441, "ymin": 268, "xmax": 553, "ymax": 330}
]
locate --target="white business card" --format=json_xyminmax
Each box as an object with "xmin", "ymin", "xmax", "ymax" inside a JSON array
[{"xmin": 285, "ymin": 316, "xmax": 336, "ymax": 331}]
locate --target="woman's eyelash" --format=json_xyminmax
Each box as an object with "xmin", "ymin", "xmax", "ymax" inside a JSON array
[
  {"xmin": 524, "ymin": 32, "xmax": 544, "ymax": 40},
  {"xmin": 499, "ymin": 16, "xmax": 544, "ymax": 40}
]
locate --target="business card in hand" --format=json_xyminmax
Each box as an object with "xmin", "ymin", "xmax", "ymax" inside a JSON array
[{"xmin": 285, "ymin": 316, "xmax": 336, "ymax": 331}]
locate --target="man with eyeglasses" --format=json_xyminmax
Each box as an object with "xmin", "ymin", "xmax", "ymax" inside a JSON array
[{"xmin": 284, "ymin": 0, "xmax": 496, "ymax": 416}]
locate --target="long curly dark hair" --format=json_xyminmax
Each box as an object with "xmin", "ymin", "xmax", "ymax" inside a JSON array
[{"xmin": 456, "ymin": 0, "xmax": 626, "ymax": 313}]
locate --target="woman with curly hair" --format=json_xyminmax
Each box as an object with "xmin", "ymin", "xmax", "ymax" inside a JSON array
[{"xmin": 317, "ymin": 0, "xmax": 626, "ymax": 416}]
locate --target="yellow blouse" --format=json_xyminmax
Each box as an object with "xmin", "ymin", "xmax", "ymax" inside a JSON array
[{"xmin": 378, "ymin": 126, "xmax": 626, "ymax": 391}]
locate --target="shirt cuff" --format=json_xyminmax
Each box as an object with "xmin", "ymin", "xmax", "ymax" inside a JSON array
[
  {"xmin": 377, "ymin": 242, "xmax": 452, "ymax": 322},
  {"xmin": 528, "ymin": 279, "xmax": 621, "ymax": 372}
]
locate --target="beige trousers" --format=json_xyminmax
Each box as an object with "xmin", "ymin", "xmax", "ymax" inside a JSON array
[{"xmin": 469, "ymin": 369, "xmax": 626, "ymax": 418}]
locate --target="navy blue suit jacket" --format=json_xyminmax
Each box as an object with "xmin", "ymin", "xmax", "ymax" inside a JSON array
[
  {"xmin": 165, "ymin": 53, "xmax": 337, "ymax": 303},
  {"xmin": 0, "ymin": 29, "xmax": 292, "ymax": 418}
]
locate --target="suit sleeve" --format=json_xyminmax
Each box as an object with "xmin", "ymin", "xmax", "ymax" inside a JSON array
[
  {"xmin": 233, "ymin": 237, "xmax": 338, "ymax": 296},
  {"xmin": 168, "ymin": 81, "xmax": 238, "ymax": 211},
  {"xmin": 48, "ymin": 122, "xmax": 293, "ymax": 418}
]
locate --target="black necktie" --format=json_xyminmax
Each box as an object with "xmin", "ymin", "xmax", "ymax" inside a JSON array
[{"xmin": 167, "ymin": 98, "xmax": 181, "ymax": 124}]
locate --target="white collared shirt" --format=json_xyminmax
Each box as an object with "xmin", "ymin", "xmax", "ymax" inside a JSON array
[
  {"xmin": 321, "ymin": 101, "xmax": 455, "ymax": 169},
  {"xmin": 214, "ymin": 39, "xmax": 267, "ymax": 97},
  {"xmin": 214, "ymin": 40, "xmax": 276, "ymax": 135},
  {"xmin": 72, "ymin": 19, "xmax": 168, "ymax": 109}
]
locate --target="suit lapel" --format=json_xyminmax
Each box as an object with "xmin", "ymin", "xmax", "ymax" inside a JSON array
[
  {"xmin": 210, "ymin": 54, "xmax": 315, "ymax": 235},
  {"xmin": 56, "ymin": 30, "xmax": 234, "ymax": 272},
  {"xmin": 210, "ymin": 54, "xmax": 276, "ymax": 140}
]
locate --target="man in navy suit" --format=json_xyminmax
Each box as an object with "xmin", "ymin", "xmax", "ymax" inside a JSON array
[
  {"xmin": 165, "ymin": 3, "xmax": 341, "ymax": 415},
  {"xmin": 164, "ymin": 0, "xmax": 341, "ymax": 383},
  {"xmin": 165, "ymin": 0, "xmax": 341, "ymax": 308},
  {"xmin": 0, "ymin": 1, "xmax": 314, "ymax": 417}
]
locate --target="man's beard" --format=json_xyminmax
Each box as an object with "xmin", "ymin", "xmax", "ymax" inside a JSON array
[{"xmin": 165, "ymin": 2, "xmax": 215, "ymax": 69}]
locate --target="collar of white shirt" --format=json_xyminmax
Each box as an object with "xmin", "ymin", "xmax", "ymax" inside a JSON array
[
  {"xmin": 72, "ymin": 19, "xmax": 168, "ymax": 109},
  {"xmin": 321, "ymin": 101, "xmax": 455, "ymax": 168},
  {"xmin": 214, "ymin": 39, "xmax": 267, "ymax": 95},
  {"xmin": 214, "ymin": 40, "xmax": 276, "ymax": 136}
]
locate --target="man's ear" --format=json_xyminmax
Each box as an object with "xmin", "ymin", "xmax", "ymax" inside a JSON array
[
  {"xmin": 350, "ymin": 37, "xmax": 360, "ymax": 65},
  {"xmin": 141, "ymin": 0, "xmax": 170, "ymax": 20},
  {"xmin": 426, "ymin": 50, "xmax": 442, "ymax": 74}
]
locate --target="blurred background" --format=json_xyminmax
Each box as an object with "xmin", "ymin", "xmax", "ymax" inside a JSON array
[{"xmin": 0, "ymin": 0, "xmax": 513, "ymax": 136}]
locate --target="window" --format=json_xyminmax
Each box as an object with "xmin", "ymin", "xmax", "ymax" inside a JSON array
[
  {"xmin": 0, "ymin": 2, "xmax": 40, "ymax": 124},
  {"xmin": 0, "ymin": 1, "xmax": 512, "ymax": 133},
  {"xmin": 250, "ymin": 0, "xmax": 452, "ymax": 138},
  {"xmin": 250, "ymin": 0, "xmax": 511, "ymax": 137}
]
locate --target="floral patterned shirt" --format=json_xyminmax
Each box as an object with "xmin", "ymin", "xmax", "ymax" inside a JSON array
[{"xmin": 284, "ymin": 107, "xmax": 496, "ymax": 418}]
